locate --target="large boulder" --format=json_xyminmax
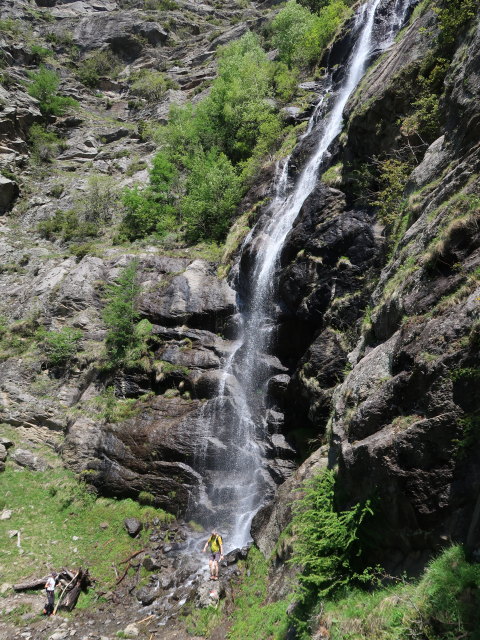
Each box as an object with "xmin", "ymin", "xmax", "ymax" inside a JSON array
[
  {"xmin": 0, "ymin": 176, "xmax": 19, "ymax": 213},
  {"xmin": 140, "ymin": 259, "xmax": 237, "ymax": 334}
]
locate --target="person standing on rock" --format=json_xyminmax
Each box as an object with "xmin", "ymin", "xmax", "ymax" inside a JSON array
[
  {"xmin": 203, "ymin": 529, "xmax": 224, "ymax": 580},
  {"xmin": 43, "ymin": 571, "xmax": 57, "ymax": 616}
]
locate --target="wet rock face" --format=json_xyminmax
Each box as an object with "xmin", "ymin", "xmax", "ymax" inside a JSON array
[
  {"xmin": 256, "ymin": 6, "xmax": 480, "ymax": 575},
  {"xmin": 279, "ymin": 184, "xmax": 381, "ymax": 331}
]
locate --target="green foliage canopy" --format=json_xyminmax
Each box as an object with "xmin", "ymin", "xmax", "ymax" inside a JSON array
[
  {"xmin": 28, "ymin": 66, "xmax": 78, "ymax": 116},
  {"xmin": 270, "ymin": 0, "xmax": 350, "ymax": 68}
]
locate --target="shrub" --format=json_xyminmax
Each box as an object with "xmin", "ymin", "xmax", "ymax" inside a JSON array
[
  {"xmin": 270, "ymin": 0, "xmax": 350, "ymax": 68},
  {"xmin": 30, "ymin": 44, "xmax": 52, "ymax": 62},
  {"xmin": 182, "ymin": 148, "xmax": 242, "ymax": 242},
  {"xmin": 120, "ymin": 153, "xmax": 178, "ymax": 240},
  {"xmin": 29, "ymin": 124, "xmax": 65, "ymax": 163},
  {"xmin": 37, "ymin": 209, "xmax": 98, "ymax": 242},
  {"xmin": 435, "ymin": 0, "xmax": 478, "ymax": 46},
  {"xmin": 28, "ymin": 123, "xmax": 64, "ymax": 163},
  {"xmin": 130, "ymin": 69, "xmax": 175, "ymax": 102},
  {"xmin": 93, "ymin": 386, "xmax": 140, "ymax": 422},
  {"xmin": 371, "ymin": 158, "xmax": 411, "ymax": 232},
  {"xmin": 82, "ymin": 174, "xmax": 120, "ymax": 223},
  {"xmin": 103, "ymin": 261, "xmax": 153, "ymax": 366},
  {"xmin": 290, "ymin": 469, "xmax": 373, "ymax": 599},
  {"xmin": 27, "ymin": 66, "xmax": 78, "ymax": 116},
  {"xmin": 41, "ymin": 327, "xmax": 83, "ymax": 366},
  {"xmin": 77, "ymin": 50, "xmax": 121, "ymax": 88}
]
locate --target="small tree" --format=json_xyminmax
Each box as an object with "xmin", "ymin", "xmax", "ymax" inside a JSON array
[
  {"xmin": 290, "ymin": 469, "xmax": 373, "ymax": 598},
  {"xmin": 103, "ymin": 260, "xmax": 148, "ymax": 365},
  {"xmin": 28, "ymin": 66, "xmax": 78, "ymax": 116}
]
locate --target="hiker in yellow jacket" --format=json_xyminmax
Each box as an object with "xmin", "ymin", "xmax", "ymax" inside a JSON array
[{"xmin": 203, "ymin": 529, "xmax": 224, "ymax": 580}]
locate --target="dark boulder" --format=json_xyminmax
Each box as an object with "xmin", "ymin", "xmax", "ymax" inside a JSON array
[{"xmin": 124, "ymin": 518, "xmax": 143, "ymax": 538}]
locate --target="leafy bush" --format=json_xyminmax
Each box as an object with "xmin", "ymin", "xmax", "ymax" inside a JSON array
[
  {"xmin": 130, "ymin": 69, "xmax": 176, "ymax": 102},
  {"xmin": 77, "ymin": 50, "xmax": 121, "ymax": 88},
  {"xmin": 30, "ymin": 44, "xmax": 52, "ymax": 62},
  {"xmin": 371, "ymin": 158, "xmax": 411, "ymax": 232},
  {"xmin": 37, "ymin": 209, "xmax": 98, "ymax": 242},
  {"xmin": 82, "ymin": 174, "xmax": 120, "ymax": 223},
  {"xmin": 27, "ymin": 66, "xmax": 78, "ymax": 116},
  {"xmin": 28, "ymin": 123, "xmax": 64, "ymax": 163},
  {"xmin": 290, "ymin": 469, "xmax": 373, "ymax": 599},
  {"xmin": 41, "ymin": 327, "xmax": 83, "ymax": 366},
  {"xmin": 182, "ymin": 148, "xmax": 242, "ymax": 242},
  {"xmin": 270, "ymin": 0, "xmax": 350, "ymax": 68},
  {"xmin": 120, "ymin": 153, "xmax": 178, "ymax": 240},
  {"xmin": 435, "ymin": 0, "xmax": 478, "ymax": 46},
  {"xmin": 401, "ymin": 92, "xmax": 441, "ymax": 143}
]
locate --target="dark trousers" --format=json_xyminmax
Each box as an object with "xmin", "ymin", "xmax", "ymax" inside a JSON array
[{"xmin": 45, "ymin": 589, "xmax": 55, "ymax": 615}]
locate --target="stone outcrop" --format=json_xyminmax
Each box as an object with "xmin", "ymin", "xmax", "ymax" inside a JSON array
[{"xmin": 252, "ymin": 5, "xmax": 480, "ymax": 576}]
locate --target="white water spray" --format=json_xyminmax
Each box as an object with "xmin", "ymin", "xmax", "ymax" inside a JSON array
[{"xmin": 189, "ymin": 0, "xmax": 414, "ymax": 551}]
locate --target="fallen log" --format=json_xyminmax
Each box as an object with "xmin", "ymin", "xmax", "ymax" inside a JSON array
[
  {"xmin": 13, "ymin": 576, "xmax": 49, "ymax": 592},
  {"xmin": 59, "ymin": 568, "xmax": 91, "ymax": 612},
  {"xmin": 13, "ymin": 569, "xmax": 74, "ymax": 592}
]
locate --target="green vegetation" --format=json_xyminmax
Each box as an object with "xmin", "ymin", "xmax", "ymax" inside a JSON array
[
  {"xmin": 270, "ymin": 0, "xmax": 351, "ymax": 69},
  {"xmin": 371, "ymin": 158, "xmax": 412, "ymax": 233},
  {"xmin": 82, "ymin": 174, "xmax": 121, "ymax": 223},
  {"xmin": 27, "ymin": 66, "xmax": 78, "ymax": 116},
  {"xmin": 228, "ymin": 548, "xmax": 291, "ymax": 640},
  {"xmin": 435, "ymin": 0, "xmax": 479, "ymax": 46},
  {"xmin": 0, "ymin": 462, "xmax": 172, "ymax": 596},
  {"xmin": 37, "ymin": 209, "xmax": 98, "ymax": 242},
  {"xmin": 28, "ymin": 123, "xmax": 65, "ymax": 164},
  {"xmin": 121, "ymin": 31, "xmax": 296, "ymax": 244},
  {"xmin": 0, "ymin": 313, "xmax": 42, "ymax": 362},
  {"xmin": 184, "ymin": 546, "xmax": 291, "ymax": 639},
  {"xmin": 323, "ymin": 545, "xmax": 480, "ymax": 639},
  {"xmin": 103, "ymin": 260, "xmax": 153, "ymax": 367},
  {"xmin": 77, "ymin": 50, "xmax": 121, "ymax": 88},
  {"xmin": 130, "ymin": 69, "xmax": 177, "ymax": 102},
  {"xmin": 0, "ymin": 18, "xmax": 23, "ymax": 36},
  {"xmin": 182, "ymin": 149, "xmax": 243, "ymax": 242},
  {"xmin": 30, "ymin": 44, "xmax": 52, "ymax": 62},
  {"xmin": 92, "ymin": 386, "xmax": 148, "ymax": 422},
  {"xmin": 40, "ymin": 326, "xmax": 83, "ymax": 367},
  {"xmin": 290, "ymin": 469, "xmax": 373, "ymax": 600}
]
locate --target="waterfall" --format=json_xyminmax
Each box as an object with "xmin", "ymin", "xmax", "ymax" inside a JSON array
[{"xmin": 188, "ymin": 0, "xmax": 414, "ymax": 552}]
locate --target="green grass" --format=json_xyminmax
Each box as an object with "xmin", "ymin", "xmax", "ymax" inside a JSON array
[
  {"xmin": 322, "ymin": 545, "xmax": 480, "ymax": 640},
  {"xmin": 0, "ymin": 463, "xmax": 173, "ymax": 604},
  {"xmin": 227, "ymin": 547, "xmax": 291, "ymax": 640}
]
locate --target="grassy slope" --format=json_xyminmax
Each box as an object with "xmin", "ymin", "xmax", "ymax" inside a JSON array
[{"xmin": 0, "ymin": 460, "xmax": 172, "ymax": 608}]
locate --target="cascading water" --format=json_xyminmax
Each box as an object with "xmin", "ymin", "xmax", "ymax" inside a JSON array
[{"xmin": 188, "ymin": 0, "xmax": 415, "ymax": 552}]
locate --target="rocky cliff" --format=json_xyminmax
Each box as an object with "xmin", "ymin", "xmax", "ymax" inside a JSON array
[
  {"xmin": 253, "ymin": 0, "xmax": 480, "ymax": 581},
  {"xmin": 1, "ymin": 0, "xmax": 480, "ymax": 638}
]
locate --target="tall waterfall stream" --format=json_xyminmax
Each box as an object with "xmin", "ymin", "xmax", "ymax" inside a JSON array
[{"xmin": 188, "ymin": 0, "xmax": 414, "ymax": 552}]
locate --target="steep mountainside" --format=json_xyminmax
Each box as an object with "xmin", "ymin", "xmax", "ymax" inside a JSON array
[{"xmin": 1, "ymin": 0, "xmax": 480, "ymax": 638}]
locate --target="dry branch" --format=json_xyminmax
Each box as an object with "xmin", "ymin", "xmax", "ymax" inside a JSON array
[{"xmin": 120, "ymin": 548, "xmax": 146, "ymax": 565}]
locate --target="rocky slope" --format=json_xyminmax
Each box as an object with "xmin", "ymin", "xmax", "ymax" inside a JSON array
[{"xmin": 1, "ymin": 0, "xmax": 480, "ymax": 638}]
